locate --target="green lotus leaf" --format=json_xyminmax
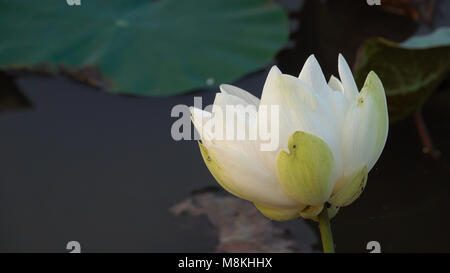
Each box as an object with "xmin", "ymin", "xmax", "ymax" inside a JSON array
[
  {"xmin": 0, "ymin": 0, "xmax": 288, "ymax": 96},
  {"xmin": 354, "ymin": 27, "xmax": 450, "ymax": 122}
]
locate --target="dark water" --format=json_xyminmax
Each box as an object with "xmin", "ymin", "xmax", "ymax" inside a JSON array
[{"xmin": 1, "ymin": 0, "xmax": 450, "ymax": 252}]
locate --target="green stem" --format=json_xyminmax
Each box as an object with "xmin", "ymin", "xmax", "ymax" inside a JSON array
[{"xmin": 318, "ymin": 207, "xmax": 335, "ymax": 253}]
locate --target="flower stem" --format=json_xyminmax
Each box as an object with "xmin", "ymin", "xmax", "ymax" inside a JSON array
[
  {"xmin": 318, "ymin": 207, "xmax": 335, "ymax": 253},
  {"xmin": 412, "ymin": 110, "xmax": 440, "ymax": 160}
]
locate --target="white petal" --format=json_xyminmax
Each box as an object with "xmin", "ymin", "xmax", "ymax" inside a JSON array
[
  {"xmin": 260, "ymin": 66, "xmax": 343, "ymax": 185},
  {"xmin": 203, "ymin": 143, "xmax": 299, "ymax": 208},
  {"xmin": 262, "ymin": 66, "xmax": 318, "ymax": 110},
  {"xmin": 211, "ymin": 92, "xmax": 253, "ymax": 142},
  {"xmin": 338, "ymin": 54, "xmax": 359, "ymax": 102},
  {"xmin": 220, "ymin": 84, "xmax": 260, "ymax": 107},
  {"xmin": 341, "ymin": 71, "xmax": 389, "ymax": 176},
  {"xmin": 212, "ymin": 92, "xmax": 249, "ymax": 110},
  {"xmin": 329, "ymin": 90, "xmax": 349, "ymax": 131},
  {"xmin": 298, "ymin": 55, "xmax": 330, "ymax": 96},
  {"xmin": 328, "ymin": 75, "xmax": 344, "ymax": 92},
  {"xmin": 260, "ymin": 66, "xmax": 317, "ymax": 151},
  {"xmin": 190, "ymin": 107, "xmax": 213, "ymax": 144},
  {"xmin": 211, "ymin": 92, "xmax": 256, "ymax": 141},
  {"xmin": 210, "ymin": 92, "xmax": 277, "ymax": 173}
]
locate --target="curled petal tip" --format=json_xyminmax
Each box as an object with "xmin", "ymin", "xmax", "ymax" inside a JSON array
[
  {"xmin": 365, "ymin": 71, "xmax": 382, "ymax": 86},
  {"xmin": 269, "ymin": 65, "xmax": 281, "ymax": 75},
  {"xmin": 264, "ymin": 65, "xmax": 282, "ymax": 87},
  {"xmin": 306, "ymin": 54, "xmax": 317, "ymax": 61},
  {"xmin": 303, "ymin": 55, "xmax": 322, "ymax": 72},
  {"xmin": 338, "ymin": 53, "xmax": 346, "ymax": 65},
  {"xmin": 219, "ymin": 84, "xmax": 227, "ymax": 92},
  {"xmin": 362, "ymin": 71, "xmax": 386, "ymax": 99},
  {"xmin": 338, "ymin": 53, "xmax": 359, "ymax": 100}
]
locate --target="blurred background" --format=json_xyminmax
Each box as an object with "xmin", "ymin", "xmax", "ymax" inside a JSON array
[{"xmin": 1, "ymin": 0, "xmax": 449, "ymax": 252}]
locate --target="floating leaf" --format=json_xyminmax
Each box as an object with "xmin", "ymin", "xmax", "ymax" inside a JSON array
[
  {"xmin": 354, "ymin": 27, "xmax": 450, "ymax": 122},
  {"xmin": 170, "ymin": 187, "xmax": 313, "ymax": 253},
  {"xmin": 0, "ymin": 0, "xmax": 288, "ymax": 96},
  {"xmin": 402, "ymin": 28, "xmax": 450, "ymax": 48}
]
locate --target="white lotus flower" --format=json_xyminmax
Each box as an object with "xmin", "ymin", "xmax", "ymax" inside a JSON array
[{"xmin": 190, "ymin": 54, "xmax": 388, "ymax": 221}]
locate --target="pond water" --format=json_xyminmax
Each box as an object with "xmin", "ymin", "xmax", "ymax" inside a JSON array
[{"xmin": 1, "ymin": 0, "xmax": 449, "ymax": 252}]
